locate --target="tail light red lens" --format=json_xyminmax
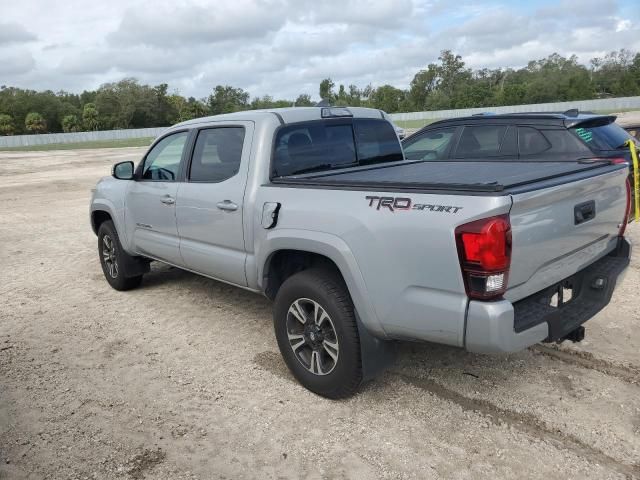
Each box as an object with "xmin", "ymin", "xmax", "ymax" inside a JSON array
[
  {"xmin": 610, "ymin": 157, "xmax": 629, "ymax": 165},
  {"xmin": 455, "ymin": 215, "xmax": 512, "ymax": 300},
  {"xmin": 619, "ymin": 178, "xmax": 631, "ymax": 236}
]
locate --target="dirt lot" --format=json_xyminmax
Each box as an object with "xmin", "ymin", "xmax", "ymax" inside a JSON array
[{"xmin": 1, "ymin": 148, "xmax": 639, "ymax": 480}]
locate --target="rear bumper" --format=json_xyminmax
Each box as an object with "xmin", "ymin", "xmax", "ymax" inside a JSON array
[{"xmin": 465, "ymin": 237, "xmax": 631, "ymax": 354}]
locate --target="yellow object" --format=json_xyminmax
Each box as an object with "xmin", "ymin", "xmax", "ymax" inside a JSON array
[{"xmin": 628, "ymin": 139, "xmax": 640, "ymax": 221}]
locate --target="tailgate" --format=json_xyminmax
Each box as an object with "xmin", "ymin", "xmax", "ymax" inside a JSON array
[{"xmin": 505, "ymin": 165, "xmax": 628, "ymax": 302}]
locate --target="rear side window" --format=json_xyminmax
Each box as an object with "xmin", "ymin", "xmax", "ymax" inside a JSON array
[
  {"xmin": 518, "ymin": 127, "xmax": 551, "ymax": 155},
  {"xmin": 272, "ymin": 119, "xmax": 402, "ymax": 177},
  {"xmin": 453, "ymin": 125, "xmax": 510, "ymax": 158},
  {"xmin": 572, "ymin": 123, "xmax": 634, "ymax": 150},
  {"xmin": 403, "ymin": 127, "xmax": 457, "ymax": 161},
  {"xmin": 537, "ymin": 129, "xmax": 590, "ymax": 154},
  {"xmin": 189, "ymin": 127, "xmax": 245, "ymax": 182}
]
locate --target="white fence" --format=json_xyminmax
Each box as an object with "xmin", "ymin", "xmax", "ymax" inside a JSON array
[
  {"xmin": 388, "ymin": 96, "xmax": 640, "ymax": 122},
  {"xmin": 2, "ymin": 95, "xmax": 640, "ymax": 147},
  {"xmin": 0, "ymin": 127, "xmax": 167, "ymax": 148}
]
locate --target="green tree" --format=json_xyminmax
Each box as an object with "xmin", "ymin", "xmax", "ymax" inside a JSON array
[
  {"xmin": 207, "ymin": 85, "xmax": 249, "ymax": 115},
  {"xmin": 294, "ymin": 94, "xmax": 314, "ymax": 106},
  {"xmin": 409, "ymin": 64, "xmax": 439, "ymax": 110},
  {"xmin": 82, "ymin": 103, "xmax": 100, "ymax": 131},
  {"xmin": 319, "ymin": 78, "xmax": 335, "ymax": 102},
  {"xmin": 183, "ymin": 97, "xmax": 208, "ymax": 121},
  {"xmin": 369, "ymin": 85, "xmax": 406, "ymax": 113},
  {"xmin": 0, "ymin": 114, "xmax": 14, "ymax": 135},
  {"xmin": 153, "ymin": 83, "xmax": 177, "ymax": 126},
  {"xmin": 25, "ymin": 112, "xmax": 47, "ymax": 133},
  {"xmin": 95, "ymin": 78, "xmax": 157, "ymax": 129},
  {"xmin": 62, "ymin": 114, "xmax": 81, "ymax": 132}
]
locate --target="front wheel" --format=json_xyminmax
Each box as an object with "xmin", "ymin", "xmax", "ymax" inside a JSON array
[
  {"xmin": 273, "ymin": 268, "xmax": 362, "ymax": 399},
  {"xmin": 97, "ymin": 220, "xmax": 143, "ymax": 291}
]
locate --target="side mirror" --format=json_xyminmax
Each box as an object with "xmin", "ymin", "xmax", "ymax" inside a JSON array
[{"xmin": 112, "ymin": 161, "xmax": 134, "ymax": 180}]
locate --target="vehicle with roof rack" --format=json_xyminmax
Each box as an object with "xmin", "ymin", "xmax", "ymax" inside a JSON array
[{"xmin": 90, "ymin": 106, "xmax": 632, "ymax": 398}]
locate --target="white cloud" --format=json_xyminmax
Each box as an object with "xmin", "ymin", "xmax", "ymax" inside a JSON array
[
  {"xmin": 0, "ymin": 22, "xmax": 37, "ymax": 45},
  {"xmin": 0, "ymin": 0, "xmax": 638, "ymax": 100}
]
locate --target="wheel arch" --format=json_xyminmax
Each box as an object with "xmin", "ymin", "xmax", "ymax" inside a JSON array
[
  {"xmin": 91, "ymin": 209, "xmax": 113, "ymax": 235},
  {"xmin": 257, "ymin": 231, "xmax": 386, "ymax": 338}
]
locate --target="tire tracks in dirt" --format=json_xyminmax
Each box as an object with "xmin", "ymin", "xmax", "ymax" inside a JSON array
[
  {"xmin": 255, "ymin": 350, "xmax": 640, "ymax": 478},
  {"xmin": 393, "ymin": 371, "xmax": 640, "ymax": 479},
  {"xmin": 531, "ymin": 344, "xmax": 640, "ymax": 385}
]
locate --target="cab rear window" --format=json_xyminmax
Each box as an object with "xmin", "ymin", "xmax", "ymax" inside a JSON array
[{"xmin": 272, "ymin": 118, "xmax": 403, "ymax": 177}]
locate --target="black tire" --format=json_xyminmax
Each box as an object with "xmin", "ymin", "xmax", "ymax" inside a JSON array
[
  {"xmin": 97, "ymin": 220, "xmax": 143, "ymax": 291},
  {"xmin": 273, "ymin": 268, "xmax": 362, "ymax": 399}
]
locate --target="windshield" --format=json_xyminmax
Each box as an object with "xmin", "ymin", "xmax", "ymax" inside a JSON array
[
  {"xmin": 571, "ymin": 122, "xmax": 636, "ymax": 150},
  {"xmin": 272, "ymin": 118, "xmax": 403, "ymax": 177}
]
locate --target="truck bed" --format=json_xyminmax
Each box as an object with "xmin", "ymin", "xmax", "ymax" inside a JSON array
[{"xmin": 273, "ymin": 160, "xmax": 625, "ymax": 194}]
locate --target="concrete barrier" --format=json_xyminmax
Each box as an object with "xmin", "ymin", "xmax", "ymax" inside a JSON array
[
  {"xmin": 388, "ymin": 96, "xmax": 640, "ymax": 122},
  {"xmin": 0, "ymin": 127, "xmax": 167, "ymax": 148}
]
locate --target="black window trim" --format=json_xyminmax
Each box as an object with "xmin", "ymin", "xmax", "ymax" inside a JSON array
[
  {"xmin": 402, "ymin": 125, "xmax": 461, "ymax": 161},
  {"xmin": 517, "ymin": 125, "xmax": 552, "ymax": 157},
  {"xmin": 269, "ymin": 117, "xmax": 394, "ymax": 180},
  {"xmin": 451, "ymin": 123, "xmax": 512, "ymax": 159},
  {"xmin": 185, "ymin": 125, "xmax": 248, "ymax": 184},
  {"xmin": 135, "ymin": 128, "xmax": 193, "ymax": 183}
]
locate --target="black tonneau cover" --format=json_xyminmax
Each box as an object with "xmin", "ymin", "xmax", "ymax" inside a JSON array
[{"xmin": 272, "ymin": 160, "xmax": 623, "ymax": 194}]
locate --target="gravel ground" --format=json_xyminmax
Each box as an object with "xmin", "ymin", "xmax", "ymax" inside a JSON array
[{"xmin": 1, "ymin": 148, "xmax": 639, "ymax": 480}]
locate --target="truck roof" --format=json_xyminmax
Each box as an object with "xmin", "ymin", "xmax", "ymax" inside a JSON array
[{"xmin": 171, "ymin": 106, "xmax": 388, "ymax": 130}]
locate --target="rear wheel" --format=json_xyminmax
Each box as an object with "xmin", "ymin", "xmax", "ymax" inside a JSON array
[
  {"xmin": 97, "ymin": 220, "xmax": 143, "ymax": 291},
  {"xmin": 273, "ymin": 268, "xmax": 362, "ymax": 398}
]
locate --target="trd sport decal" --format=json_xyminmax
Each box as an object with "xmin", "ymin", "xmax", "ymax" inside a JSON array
[{"xmin": 365, "ymin": 196, "xmax": 463, "ymax": 213}]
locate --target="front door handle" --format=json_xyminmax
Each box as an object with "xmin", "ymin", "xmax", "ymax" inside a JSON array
[
  {"xmin": 217, "ymin": 200, "xmax": 238, "ymax": 212},
  {"xmin": 160, "ymin": 195, "xmax": 175, "ymax": 205}
]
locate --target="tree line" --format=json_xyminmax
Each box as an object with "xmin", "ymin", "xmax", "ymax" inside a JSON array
[{"xmin": 1, "ymin": 49, "xmax": 639, "ymax": 135}]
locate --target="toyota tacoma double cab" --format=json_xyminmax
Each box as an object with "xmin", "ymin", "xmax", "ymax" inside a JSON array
[{"xmin": 90, "ymin": 106, "xmax": 632, "ymax": 398}]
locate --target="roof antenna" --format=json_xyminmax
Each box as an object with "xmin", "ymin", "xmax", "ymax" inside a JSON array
[
  {"xmin": 563, "ymin": 108, "xmax": 579, "ymax": 117},
  {"xmin": 315, "ymin": 99, "xmax": 331, "ymax": 107}
]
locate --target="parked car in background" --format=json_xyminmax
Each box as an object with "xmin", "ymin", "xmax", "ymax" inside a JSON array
[
  {"xmin": 401, "ymin": 110, "xmax": 638, "ymax": 220},
  {"xmin": 621, "ymin": 124, "xmax": 640, "ymax": 142}
]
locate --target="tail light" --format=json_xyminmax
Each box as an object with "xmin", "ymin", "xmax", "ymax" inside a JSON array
[
  {"xmin": 610, "ymin": 157, "xmax": 629, "ymax": 165},
  {"xmin": 619, "ymin": 178, "xmax": 632, "ymax": 236},
  {"xmin": 455, "ymin": 215, "xmax": 512, "ymax": 300}
]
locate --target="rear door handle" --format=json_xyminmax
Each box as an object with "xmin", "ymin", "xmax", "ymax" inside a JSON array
[
  {"xmin": 217, "ymin": 200, "xmax": 238, "ymax": 212},
  {"xmin": 160, "ymin": 195, "xmax": 175, "ymax": 205}
]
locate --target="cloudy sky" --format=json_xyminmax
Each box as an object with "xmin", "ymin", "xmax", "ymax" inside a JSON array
[{"xmin": 1, "ymin": 0, "xmax": 639, "ymax": 100}]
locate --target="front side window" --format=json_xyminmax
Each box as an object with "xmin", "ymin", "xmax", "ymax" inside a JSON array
[
  {"xmin": 454, "ymin": 125, "xmax": 509, "ymax": 158},
  {"xmin": 142, "ymin": 132, "xmax": 188, "ymax": 181},
  {"xmin": 189, "ymin": 127, "xmax": 245, "ymax": 182},
  {"xmin": 403, "ymin": 127, "xmax": 456, "ymax": 161}
]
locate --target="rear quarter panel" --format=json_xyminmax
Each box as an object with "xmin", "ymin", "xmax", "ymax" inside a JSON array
[{"xmin": 252, "ymin": 186, "xmax": 511, "ymax": 346}]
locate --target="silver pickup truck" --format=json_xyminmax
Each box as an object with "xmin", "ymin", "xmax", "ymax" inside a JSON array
[{"xmin": 90, "ymin": 106, "xmax": 632, "ymax": 398}]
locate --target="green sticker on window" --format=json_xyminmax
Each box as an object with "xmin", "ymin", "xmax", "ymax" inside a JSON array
[{"xmin": 575, "ymin": 127, "xmax": 593, "ymax": 143}]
